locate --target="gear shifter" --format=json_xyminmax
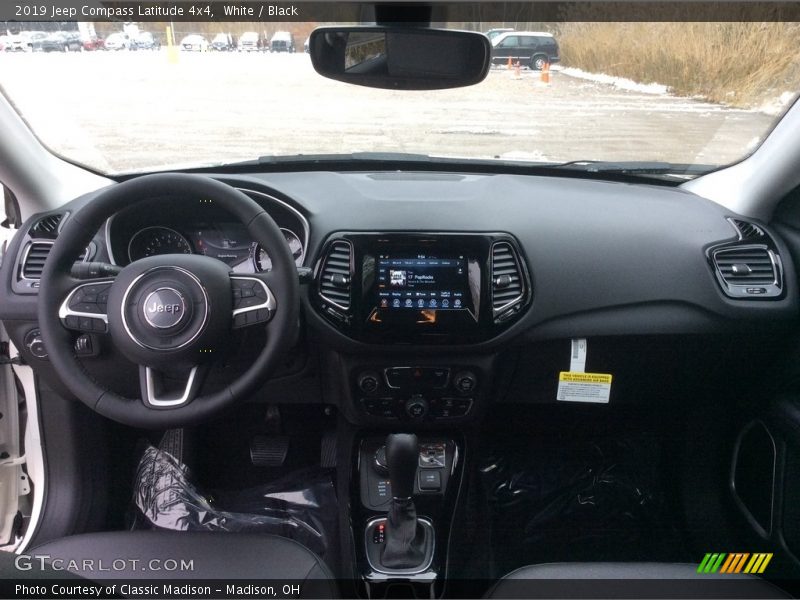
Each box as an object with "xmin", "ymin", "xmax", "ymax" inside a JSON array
[{"xmin": 380, "ymin": 433, "xmax": 426, "ymax": 569}]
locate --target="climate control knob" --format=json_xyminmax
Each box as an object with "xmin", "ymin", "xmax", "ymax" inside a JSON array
[
  {"xmin": 405, "ymin": 395, "xmax": 429, "ymax": 419},
  {"xmin": 357, "ymin": 371, "xmax": 381, "ymax": 394},
  {"xmin": 453, "ymin": 371, "xmax": 477, "ymax": 395}
]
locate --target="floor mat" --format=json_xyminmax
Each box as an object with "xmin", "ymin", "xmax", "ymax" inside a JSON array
[
  {"xmin": 192, "ymin": 404, "xmax": 329, "ymax": 489},
  {"xmin": 130, "ymin": 444, "xmax": 339, "ymax": 562},
  {"xmin": 480, "ymin": 429, "xmax": 688, "ymax": 574}
]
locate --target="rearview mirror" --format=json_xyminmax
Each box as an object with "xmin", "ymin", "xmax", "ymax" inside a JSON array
[{"xmin": 309, "ymin": 27, "xmax": 491, "ymax": 90}]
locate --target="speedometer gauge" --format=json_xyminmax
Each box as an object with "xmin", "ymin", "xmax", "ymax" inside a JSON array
[
  {"xmin": 252, "ymin": 228, "xmax": 304, "ymax": 272},
  {"xmin": 128, "ymin": 226, "xmax": 193, "ymax": 262}
]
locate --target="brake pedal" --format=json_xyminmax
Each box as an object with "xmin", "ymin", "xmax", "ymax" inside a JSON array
[{"xmin": 250, "ymin": 435, "xmax": 289, "ymax": 467}]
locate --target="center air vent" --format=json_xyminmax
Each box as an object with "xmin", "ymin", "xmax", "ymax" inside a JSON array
[
  {"xmin": 318, "ymin": 240, "xmax": 353, "ymax": 310},
  {"xmin": 491, "ymin": 241, "xmax": 526, "ymax": 318},
  {"xmin": 20, "ymin": 241, "xmax": 54, "ymax": 279},
  {"xmin": 712, "ymin": 245, "xmax": 782, "ymax": 299}
]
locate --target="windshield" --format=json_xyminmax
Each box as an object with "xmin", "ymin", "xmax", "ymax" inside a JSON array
[{"xmin": 1, "ymin": 14, "xmax": 799, "ymax": 177}]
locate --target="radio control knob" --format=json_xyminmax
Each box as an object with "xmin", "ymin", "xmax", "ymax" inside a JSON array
[
  {"xmin": 453, "ymin": 371, "xmax": 477, "ymax": 394},
  {"xmin": 357, "ymin": 371, "xmax": 380, "ymax": 394},
  {"xmin": 405, "ymin": 395, "xmax": 429, "ymax": 419}
]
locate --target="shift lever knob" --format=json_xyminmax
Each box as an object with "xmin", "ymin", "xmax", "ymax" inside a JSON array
[{"xmin": 385, "ymin": 433, "xmax": 418, "ymax": 499}]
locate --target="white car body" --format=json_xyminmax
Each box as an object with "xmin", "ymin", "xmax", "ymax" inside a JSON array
[
  {"xmin": 180, "ymin": 35, "xmax": 209, "ymax": 52},
  {"xmin": 238, "ymin": 32, "xmax": 260, "ymax": 52},
  {"xmin": 105, "ymin": 33, "xmax": 130, "ymax": 51}
]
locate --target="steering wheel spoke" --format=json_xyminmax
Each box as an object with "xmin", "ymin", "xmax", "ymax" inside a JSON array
[
  {"xmin": 230, "ymin": 274, "xmax": 276, "ymax": 329},
  {"xmin": 139, "ymin": 364, "xmax": 207, "ymax": 408},
  {"xmin": 58, "ymin": 278, "xmax": 114, "ymax": 334}
]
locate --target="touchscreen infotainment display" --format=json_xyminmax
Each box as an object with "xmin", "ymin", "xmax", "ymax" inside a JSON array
[{"xmin": 376, "ymin": 254, "xmax": 470, "ymax": 311}]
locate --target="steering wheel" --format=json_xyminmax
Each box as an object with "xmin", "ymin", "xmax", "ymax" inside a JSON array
[{"xmin": 38, "ymin": 174, "xmax": 300, "ymax": 428}]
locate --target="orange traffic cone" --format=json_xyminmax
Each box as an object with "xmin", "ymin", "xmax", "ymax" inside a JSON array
[
  {"xmin": 507, "ymin": 56, "xmax": 512, "ymax": 70},
  {"xmin": 541, "ymin": 62, "xmax": 550, "ymax": 84}
]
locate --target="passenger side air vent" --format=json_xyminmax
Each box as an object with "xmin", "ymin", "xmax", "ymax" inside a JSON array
[
  {"xmin": 712, "ymin": 245, "xmax": 782, "ymax": 299},
  {"xmin": 491, "ymin": 241, "xmax": 526, "ymax": 319},
  {"xmin": 20, "ymin": 241, "xmax": 53, "ymax": 279},
  {"xmin": 30, "ymin": 213, "xmax": 64, "ymax": 237},
  {"xmin": 318, "ymin": 240, "xmax": 353, "ymax": 310},
  {"xmin": 729, "ymin": 218, "xmax": 765, "ymax": 240}
]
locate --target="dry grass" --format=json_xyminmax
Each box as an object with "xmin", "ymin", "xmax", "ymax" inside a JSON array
[{"xmin": 556, "ymin": 21, "xmax": 800, "ymax": 106}]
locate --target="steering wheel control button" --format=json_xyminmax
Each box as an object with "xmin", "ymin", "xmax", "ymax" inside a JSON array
[
  {"xmin": 143, "ymin": 288, "xmax": 187, "ymax": 329},
  {"xmin": 231, "ymin": 277, "xmax": 276, "ymax": 329},
  {"xmin": 60, "ymin": 281, "xmax": 113, "ymax": 332}
]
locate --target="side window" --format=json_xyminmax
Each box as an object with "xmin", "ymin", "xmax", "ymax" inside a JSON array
[
  {"xmin": 498, "ymin": 36, "xmax": 518, "ymax": 48},
  {"xmin": 520, "ymin": 37, "xmax": 536, "ymax": 48}
]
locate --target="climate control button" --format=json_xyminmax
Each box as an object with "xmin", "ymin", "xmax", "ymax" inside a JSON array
[
  {"xmin": 452, "ymin": 371, "xmax": 477, "ymax": 394},
  {"xmin": 405, "ymin": 395, "xmax": 429, "ymax": 419}
]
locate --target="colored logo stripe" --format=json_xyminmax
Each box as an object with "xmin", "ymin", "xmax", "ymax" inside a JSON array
[{"xmin": 699, "ymin": 553, "xmax": 773, "ymax": 574}]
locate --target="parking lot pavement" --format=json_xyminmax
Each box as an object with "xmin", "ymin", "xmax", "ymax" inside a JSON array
[{"xmin": 0, "ymin": 50, "xmax": 773, "ymax": 173}]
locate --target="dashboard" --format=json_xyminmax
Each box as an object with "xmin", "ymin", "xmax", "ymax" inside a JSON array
[{"xmin": 3, "ymin": 169, "xmax": 800, "ymax": 427}]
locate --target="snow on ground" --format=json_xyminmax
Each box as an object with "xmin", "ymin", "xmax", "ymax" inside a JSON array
[
  {"xmin": 558, "ymin": 67, "xmax": 670, "ymax": 96},
  {"xmin": 757, "ymin": 91, "xmax": 797, "ymax": 116}
]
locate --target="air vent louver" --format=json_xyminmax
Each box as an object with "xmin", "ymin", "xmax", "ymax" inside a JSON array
[
  {"xmin": 31, "ymin": 213, "xmax": 64, "ymax": 236},
  {"xmin": 491, "ymin": 242, "xmax": 524, "ymax": 312},
  {"xmin": 21, "ymin": 241, "xmax": 53, "ymax": 279},
  {"xmin": 319, "ymin": 240, "xmax": 352, "ymax": 309},
  {"xmin": 712, "ymin": 244, "xmax": 782, "ymax": 298},
  {"xmin": 730, "ymin": 218, "xmax": 765, "ymax": 240}
]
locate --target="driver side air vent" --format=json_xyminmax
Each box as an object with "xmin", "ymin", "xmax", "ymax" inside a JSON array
[
  {"xmin": 491, "ymin": 241, "xmax": 526, "ymax": 318},
  {"xmin": 30, "ymin": 213, "xmax": 64, "ymax": 237},
  {"xmin": 21, "ymin": 241, "xmax": 54, "ymax": 279},
  {"xmin": 319, "ymin": 240, "xmax": 353, "ymax": 310}
]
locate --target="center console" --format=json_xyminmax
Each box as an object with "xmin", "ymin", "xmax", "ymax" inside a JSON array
[
  {"xmin": 313, "ymin": 232, "xmax": 531, "ymax": 345},
  {"xmin": 353, "ymin": 433, "xmax": 463, "ymax": 599}
]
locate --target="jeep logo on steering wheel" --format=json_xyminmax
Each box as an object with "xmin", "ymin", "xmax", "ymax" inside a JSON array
[{"xmin": 143, "ymin": 288, "xmax": 186, "ymax": 329}]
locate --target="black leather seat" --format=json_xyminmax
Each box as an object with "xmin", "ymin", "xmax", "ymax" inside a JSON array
[
  {"xmin": 486, "ymin": 562, "xmax": 790, "ymax": 598},
  {"xmin": 22, "ymin": 531, "xmax": 336, "ymax": 597}
]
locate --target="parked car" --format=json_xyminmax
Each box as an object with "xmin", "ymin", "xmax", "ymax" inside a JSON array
[
  {"xmin": 6, "ymin": 31, "xmax": 46, "ymax": 52},
  {"xmin": 34, "ymin": 32, "xmax": 83, "ymax": 53},
  {"xmin": 238, "ymin": 31, "xmax": 260, "ymax": 52},
  {"xmin": 270, "ymin": 31, "xmax": 295, "ymax": 53},
  {"xmin": 180, "ymin": 35, "xmax": 209, "ymax": 52},
  {"xmin": 304, "ymin": 36, "xmax": 310, "ymax": 53},
  {"xmin": 210, "ymin": 33, "xmax": 233, "ymax": 51},
  {"xmin": 490, "ymin": 31, "xmax": 560, "ymax": 70},
  {"xmin": 105, "ymin": 32, "xmax": 132, "ymax": 51},
  {"xmin": 81, "ymin": 34, "xmax": 105, "ymax": 51},
  {"xmin": 134, "ymin": 32, "xmax": 160, "ymax": 51},
  {"xmin": 485, "ymin": 27, "xmax": 514, "ymax": 40}
]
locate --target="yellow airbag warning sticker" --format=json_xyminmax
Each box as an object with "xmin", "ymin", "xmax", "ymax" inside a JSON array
[{"xmin": 557, "ymin": 372, "xmax": 613, "ymax": 403}]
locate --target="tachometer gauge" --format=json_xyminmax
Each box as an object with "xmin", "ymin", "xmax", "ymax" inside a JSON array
[
  {"xmin": 252, "ymin": 228, "xmax": 304, "ymax": 272},
  {"xmin": 128, "ymin": 226, "xmax": 193, "ymax": 262}
]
